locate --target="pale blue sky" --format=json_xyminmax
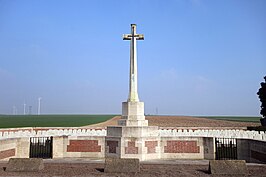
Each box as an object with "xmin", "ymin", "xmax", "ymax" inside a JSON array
[{"xmin": 0, "ymin": 0, "xmax": 265, "ymax": 116}]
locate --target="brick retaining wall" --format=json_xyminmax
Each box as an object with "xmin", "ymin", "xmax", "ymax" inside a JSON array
[
  {"xmin": 0, "ymin": 149, "xmax": 15, "ymax": 159},
  {"xmin": 145, "ymin": 141, "xmax": 158, "ymax": 154},
  {"xmin": 67, "ymin": 140, "xmax": 101, "ymax": 152},
  {"xmin": 164, "ymin": 140, "xmax": 200, "ymax": 153}
]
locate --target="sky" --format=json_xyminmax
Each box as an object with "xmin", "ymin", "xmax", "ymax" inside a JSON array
[{"xmin": 0, "ymin": 0, "xmax": 265, "ymax": 116}]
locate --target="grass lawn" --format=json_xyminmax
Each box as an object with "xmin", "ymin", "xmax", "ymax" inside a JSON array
[
  {"xmin": 0, "ymin": 115, "xmax": 116, "ymax": 128},
  {"xmin": 198, "ymin": 116, "xmax": 261, "ymax": 123}
]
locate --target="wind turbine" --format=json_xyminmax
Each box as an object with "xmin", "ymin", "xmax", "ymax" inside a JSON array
[
  {"xmin": 38, "ymin": 97, "xmax": 42, "ymax": 115},
  {"xmin": 13, "ymin": 106, "xmax": 17, "ymax": 115},
  {"xmin": 29, "ymin": 106, "xmax": 32, "ymax": 115},
  {"xmin": 23, "ymin": 102, "xmax": 26, "ymax": 115}
]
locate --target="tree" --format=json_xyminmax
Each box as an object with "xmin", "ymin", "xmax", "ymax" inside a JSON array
[{"xmin": 257, "ymin": 76, "xmax": 266, "ymax": 126}]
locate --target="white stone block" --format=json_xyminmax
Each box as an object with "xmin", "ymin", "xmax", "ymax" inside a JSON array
[
  {"xmin": 122, "ymin": 101, "xmax": 144, "ymax": 117},
  {"xmin": 72, "ymin": 129, "xmax": 77, "ymax": 135},
  {"xmin": 254, "ymin": 134, "xmax": 262, "ymax": 140},
  {"xmin": 63, "ymin": 129, "xmax": 68, "ymax": 135},
  {"xmin": 36, "ymin": 131, "xmax": 42, "ymax": 136},
  {"xmin": 81, "ymin": 129, "xmax": 86, "ymax": 135},
  {"xmin": 9, "ymin": 132, "xmax": 14, "ymax": 138},
  {"xmin": 262, "ymin": 134, "xmax": 266, "ymax": 141},
  {"xmin": 102, "ymin": 129, "xmax": 107, "ymax": 136},
  {"xmin": 159, "ymin": 130, "xmax": 165, "ymax": 136},
  {"xmin": 118, "ymin": 101, "xmax": 148, "ymax": 126},
  {"xmin": 107, "ymin": 126, "xmax": 159, "ymax": 138},
  {"xmin": 67, "ymin": 129, "xmax": 73, "ymax": 135},
  {"xmin": 76, "ymin": 129, "xmax": 82, "ymax": 135},
  {"xmin": 173, "ymin": 130, "xmax": 178, "ymax": 136},
  {"xmin": 3, "ymin": 132, "xmax": 8, "ymax": 137},
  {"xmin": 58, "ymin": 130, "xmax": 64, "ymax": 135}
]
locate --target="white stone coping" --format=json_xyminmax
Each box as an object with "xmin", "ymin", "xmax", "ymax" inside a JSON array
[
  {"xmin": 159, "ymin": 128, "xmax": 266, "ymax": 141},
  {"xmin": 0, "ymin": 127, "xmax": 106, "ymax": 139},
  {"xmin": 0, "ymin": 127, "xmax": 265, "ymax": 142}
]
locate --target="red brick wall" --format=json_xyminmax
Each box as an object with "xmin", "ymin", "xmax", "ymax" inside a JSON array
[
  {"xmin": 0, "ymin": 149, "xmax": 15, "ymax": 159},
  {"xmin": 145, "ymin": 141, "xmax": 158, "ymax": 153},
  {"xmin": 67, "ymin": 140, "xmax": 101, "ymax": 152},
  {"xmin": 125, "ymin": 141, "xmax": 138, "ymax": 154},
  {"xmin": 164, "ymin": 140, "xmax": 200, "ymax": 153},
  {"xmin": 107, "ymin": 140, "xmax": 118, "ymax": 153}
]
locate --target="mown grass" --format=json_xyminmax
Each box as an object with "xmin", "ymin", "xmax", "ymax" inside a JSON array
[
  {"xmin": 198, "ymin": 116, "xmax": 261, "ymax": 123},
  {"xmin": 0, "ymin": 115, "xmax": 116, "ymax": 128}
]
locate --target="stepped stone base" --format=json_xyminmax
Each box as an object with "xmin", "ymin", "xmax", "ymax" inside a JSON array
[
  {"xmin": 118, "ymin": 119, "xmax": 148, "ymax": 126},
  {"xmin": 105, "ymin": 126, "xmax": 160, "ymax": 161},
  {"xmin": 118, "ymin": 101, "xmax": 148, "ymax": 126}
]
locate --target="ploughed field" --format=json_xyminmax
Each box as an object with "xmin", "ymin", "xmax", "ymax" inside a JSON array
[
  {"xmin": 87, "ymin": 116, "xmax": 260, "ymax": 128},
  {"xmin": 147, "ymin": 116, "xmax": 260, "ymax": 127}
]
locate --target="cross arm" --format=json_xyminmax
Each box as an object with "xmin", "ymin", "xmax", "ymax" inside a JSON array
[
  {"xmin": 123, "ymin": 34, "xmax": 131, "ymax": 40},
  {"xmin": 123, "ymin": 34, "xmax": 144, "ymax": 40},
  {"xmin": 136, "ymin": 34, "xmax": 144, "ymax": 40}
]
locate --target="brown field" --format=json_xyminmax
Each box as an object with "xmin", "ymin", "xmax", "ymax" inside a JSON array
[{"xmin": 85, "ymin": 115, "xmax": 260, "ymax": 128}]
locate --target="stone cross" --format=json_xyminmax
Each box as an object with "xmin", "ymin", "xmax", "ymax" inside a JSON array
[{"xmin": 123, "ymin": 24, "xmax": 144, "ymax": 102}]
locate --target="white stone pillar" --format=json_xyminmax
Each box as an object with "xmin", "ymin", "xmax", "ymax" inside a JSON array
[{"xmin": 128, "ymin": 24, "xmax": 139, "ymax": 102}]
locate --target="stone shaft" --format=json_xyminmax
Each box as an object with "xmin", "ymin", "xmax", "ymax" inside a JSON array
[{"xmin": 123, "ymin": 24, "xmax": 144, "ymax": 102}]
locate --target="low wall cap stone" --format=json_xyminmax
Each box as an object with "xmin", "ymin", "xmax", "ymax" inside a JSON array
[
  {"xmin": 6, "ymin": 158, "xmax": 44, "ymax": 172},
  {"xmin": 104, "ymin": 157, "xmax": 140, "ymax": 173},
  {"xmin": 208, "ymin": 160, "xmax": 247, "ymax": 175}
]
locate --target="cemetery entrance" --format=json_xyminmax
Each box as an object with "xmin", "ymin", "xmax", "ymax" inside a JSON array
[
  {"xmin": 215, "ymin": 138, "xmax": 237, "ymax": 160},
  {"xmin": 29, "ymin": 137, "xmax": 53, "ymax": 159}
]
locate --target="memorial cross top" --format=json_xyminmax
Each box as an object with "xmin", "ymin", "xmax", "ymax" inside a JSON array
[{"xmin": 123, "ymin": 24, "xmax": 144, "ymax": 102}]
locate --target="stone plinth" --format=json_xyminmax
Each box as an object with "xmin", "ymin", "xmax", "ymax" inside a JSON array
[
  {"xmin": 107, "ymin": 126, "xmax": 159, "ymax": 137},
  {"xmin": 104, "ymin": 158, "xmax": 140, "ymax": 173},
  {"xmin": 6, "ymin": 158, "xmax": 44, "ymax": 172},
  {"xmin": 208, "ymin": 160, "xmax": 247, "ymax": 175},
  {"xmin": 105, "ymin": 126, "xmax": 160, "ymax": 161},
  {"xmin": 118, "ymin": 102, "xmax": 148, "ymax": 126}
]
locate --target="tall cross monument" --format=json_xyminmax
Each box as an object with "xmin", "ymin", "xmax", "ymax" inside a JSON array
[
  {"xmin": 123, "ymin": 24, "xmax": 144, "ymax": 102},
  {"xmin": 106, "ymin": 24, "xmax": 159, "ymax": 161},
  {"xmin": 118, "ymin": 24, "xmax": 148, "ymax": 126}
]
